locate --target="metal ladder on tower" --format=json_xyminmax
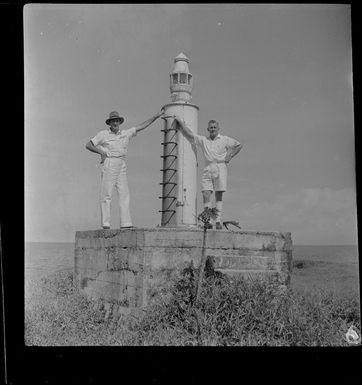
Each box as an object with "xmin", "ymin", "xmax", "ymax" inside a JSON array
[{"xmin": 159, "ymin": 116, "xmax": 178, "ymax": 226}]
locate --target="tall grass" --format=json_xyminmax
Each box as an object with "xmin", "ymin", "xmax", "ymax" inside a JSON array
[{"xmin": 25, "ymin": 266, "xmax": 360, "ymax": 346}]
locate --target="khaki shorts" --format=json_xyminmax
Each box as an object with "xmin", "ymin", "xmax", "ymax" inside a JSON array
[{"xmin": 201, "ymin": 162, "xmax": 228, "ymax": 192}]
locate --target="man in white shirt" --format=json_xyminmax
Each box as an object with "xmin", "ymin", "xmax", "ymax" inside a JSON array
[
  {"xmin": 173, "ymin": 117, "xmax": 242, "ymax": 229},
  {"xmin": 86, "ymin": 110, "xmax": 164, "ymax": 229}
]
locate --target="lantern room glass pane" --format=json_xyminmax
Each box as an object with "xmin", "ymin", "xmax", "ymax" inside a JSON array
[
  {"xmin": 172, "ymin": 74, "xmax": 178, "ymax": 84},
  {"xmin": 179, "ymin": 73, "xmax": 187, "ymax": 84},
  {"xmin": 188, "ymin": 74, "xmax": 192, "ymax": 84}
]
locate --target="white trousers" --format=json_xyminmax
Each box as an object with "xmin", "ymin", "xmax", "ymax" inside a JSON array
[{"xmin": 100, "ymin": 157, "xmax": 132, "ymax": 228}]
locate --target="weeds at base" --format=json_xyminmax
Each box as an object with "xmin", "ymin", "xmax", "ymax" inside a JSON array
[{"xmin": 25, "ymin": 266, "xmax": 361, "ymax": 346}]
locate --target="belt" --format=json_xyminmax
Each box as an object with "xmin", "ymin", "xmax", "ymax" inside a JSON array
[{"xmin": 205, "ymin": 161, "xmax": 225, "ymax": 166}]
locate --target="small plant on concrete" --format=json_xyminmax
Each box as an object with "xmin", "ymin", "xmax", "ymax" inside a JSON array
[
  {"xmin": 192, "ymin": 207, "xmax": 219, "ymax": 345},
  {"xmin": 196, "ymin": 207, "xmax": 219, "ymax": 303}
]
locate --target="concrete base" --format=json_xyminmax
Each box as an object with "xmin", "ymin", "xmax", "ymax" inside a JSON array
[{"xmin": 74, "ymin": 228, "xmax": 293, "ymax": 308}]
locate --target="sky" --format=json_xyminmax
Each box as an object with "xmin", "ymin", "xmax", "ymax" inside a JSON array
[{"xmin": 24, "ymin": 4, "xmax": 357, "ymax": 245}]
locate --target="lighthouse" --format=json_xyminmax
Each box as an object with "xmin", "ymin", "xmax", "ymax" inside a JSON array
[{"xmin": 160, "ymin": 53, "xmax": 199, "ymax": 227}]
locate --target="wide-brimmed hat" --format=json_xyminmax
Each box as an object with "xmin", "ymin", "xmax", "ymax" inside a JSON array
[{"xmin": 106, "ymin": 111, "xmax": 124, "ymax": 125}]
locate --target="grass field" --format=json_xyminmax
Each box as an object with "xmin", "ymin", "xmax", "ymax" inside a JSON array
[
  {"xmin": 25, "ymin": 253, "xmax": 361, "ymax": 346},
  {"xmin": 291, "ymin": 258, "xmax": 359, "ymax": 298}
]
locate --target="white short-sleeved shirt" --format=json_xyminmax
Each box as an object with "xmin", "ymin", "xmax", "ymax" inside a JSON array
[
  {"xmin": 193, "ymin": 134, "xmax": 241, "ymax": 165},
  {"xmin": 91, "ymin": 127, "xmax": 137, "ymax": 158}
]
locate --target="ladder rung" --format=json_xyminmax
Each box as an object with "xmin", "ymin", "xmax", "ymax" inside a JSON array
[
  {"xmin": 160, "ymin": 155, "xmax": 177, "ymax": 158},
  {"xmin": 159, "ymin": 182, "xmax": 177, "ymax": 185},
  {"xmin": 160, "ymin": 168, "xmax": 177, "ymax": 172},
  {"xmin": 159, "ymin": 196, "xmax": 177, "ymax": 200},
  {"xmin": 158, "ymin": 196, "xmax": 177, "ymax": 199}
]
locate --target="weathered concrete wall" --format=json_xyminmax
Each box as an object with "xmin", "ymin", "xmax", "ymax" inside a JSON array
[{"xmin": 74, "ymin": 228, "xmax": 292, "ymax": 309}]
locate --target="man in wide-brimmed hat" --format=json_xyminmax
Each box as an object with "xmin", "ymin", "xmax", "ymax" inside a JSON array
[{"xmin": 86, "ymin": 109, "xmax": 164, "ymax": 229}]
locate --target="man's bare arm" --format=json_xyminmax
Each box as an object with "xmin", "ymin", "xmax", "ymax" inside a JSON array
[
  {"xmin": 86, "ymin": 141, "xmax": 108, "ymax": 163},
  {"xmin": 225, "ymin": 143, "xmax": 242, "ymax": 164},
  {"xmin": 134, "ymin": 109, "xmax": 164, "ymax": 133},
  {"xmin": 173, "ymin": 116, "xmax": 195, "ymax": 143}
]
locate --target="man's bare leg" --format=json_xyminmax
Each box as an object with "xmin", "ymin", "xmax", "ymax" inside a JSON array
[
  {"xmin": 202, "ymin": 190, "xmax": 213, "ymax": 228},
  {"xmin": 202, "ymin": 190, "xmax": 213, "ymax": 208},
  {"xmin": 215, "ymin": 191, "xmax": 224, "ymax": 229}
]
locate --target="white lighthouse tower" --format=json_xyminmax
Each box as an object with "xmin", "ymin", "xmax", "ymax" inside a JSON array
[{"xmin": 160, "ymin": 53, "xmax": 199, "ymax": 227}]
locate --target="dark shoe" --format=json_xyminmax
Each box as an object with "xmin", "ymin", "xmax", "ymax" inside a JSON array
[
  {"xmin": 102, "ymin": 226, "xmax": 110, "ymax": 229},
  {"xmin": 120, "ymin": 226, "xmax": 134, "ymax": 229},
  {"xmin": 215, "ymin": 222, "xmax": 222, "ymax": 230}
]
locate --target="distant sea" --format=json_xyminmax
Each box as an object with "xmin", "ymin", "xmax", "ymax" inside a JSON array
[
  {"xmin": 25, "ymin": 242, "xmax": 75, "ymax": 284},
  {"xmin": 25, "ymin": 242, "xmax": 359, "ymax": 283},
  {"xmin": 293, "ymin": 245, "xmax": 359, "ymax": 265}
]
